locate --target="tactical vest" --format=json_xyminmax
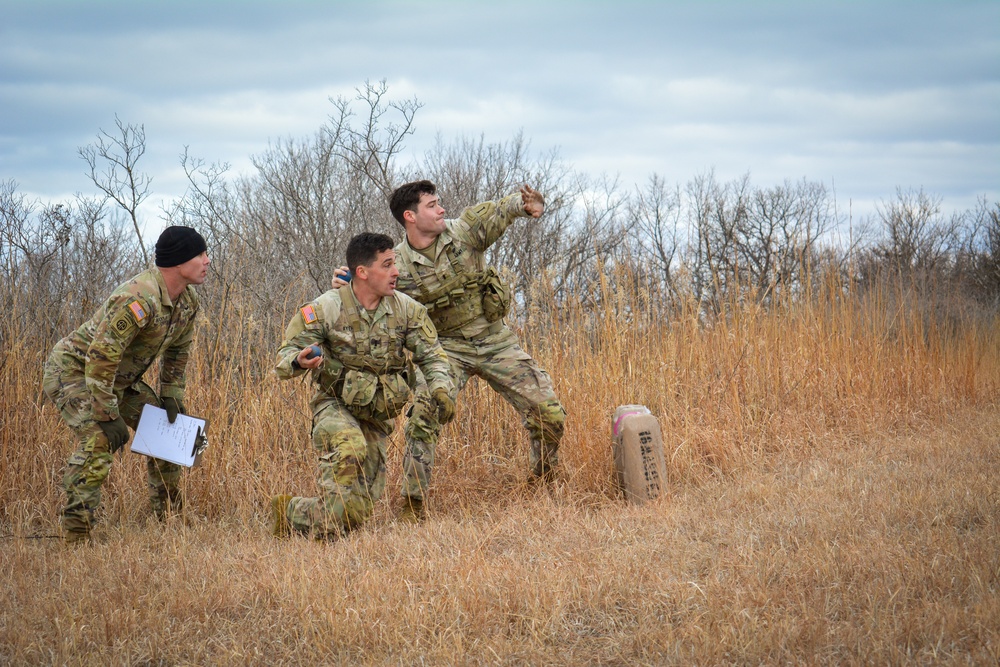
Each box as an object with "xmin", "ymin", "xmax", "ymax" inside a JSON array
[
  {"xmin": 322, "ymin": 286, "xmax": 414, "ymax": 419},
  {"xmin": 401, "ymin": 241, "xmax": 510, "ymax": 336}
]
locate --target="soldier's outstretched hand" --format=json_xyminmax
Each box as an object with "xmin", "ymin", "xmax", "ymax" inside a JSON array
[{"xmin": 521, "ymin": 185, "xmax": 545, "ymax": 218}]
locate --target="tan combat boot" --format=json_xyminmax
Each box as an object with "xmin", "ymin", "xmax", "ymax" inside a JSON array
[
  {"xmin": 398, "ymin": 496, "xmax": 425, "ymax": 524},
  {"xmin": 270, "ymin": 494, "xmax": 294, "ymax": 538}
]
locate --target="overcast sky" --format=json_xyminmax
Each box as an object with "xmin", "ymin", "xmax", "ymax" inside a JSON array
[{"xmin": 2, "ymin": 0, "xmax": 998, "ymax": 228}]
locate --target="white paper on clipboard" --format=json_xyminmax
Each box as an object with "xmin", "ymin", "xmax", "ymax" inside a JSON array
[{"xmin": 131, "ymin": 403, "xmax": 208, "ymax": 467}]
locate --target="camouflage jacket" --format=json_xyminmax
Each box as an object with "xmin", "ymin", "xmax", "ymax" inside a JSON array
[
  {"xmin": 275, "ymin": 285, "xmax": 454, "ymax": 417},
  {"xmin": 394, "ymin": 192, "xmax": 527, "ymax": 340},
  {"xmin": 48, "ymin": 267, "xmax": 200, "ymax": 422}
]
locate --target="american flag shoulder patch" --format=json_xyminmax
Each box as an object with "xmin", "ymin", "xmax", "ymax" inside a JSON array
[
  {"xmin": 300, "ymin": 304, "xmax": 318, "ymax": 324},
  {"xmin": 128, "ymin": 300, "xmax": 147, "ymax": 323}
]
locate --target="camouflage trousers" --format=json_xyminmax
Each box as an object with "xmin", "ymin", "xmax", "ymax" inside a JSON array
[
  {"xmin": 286, "ymin": 395, "xmax": 390, "ymax": 539},
  {"xmin": 42, "ymin": 360, "xmax": 183, "ymax": 536},
  {"xmin": 402, "ymin": 324, "xmax": 567, "ymax": 500}
]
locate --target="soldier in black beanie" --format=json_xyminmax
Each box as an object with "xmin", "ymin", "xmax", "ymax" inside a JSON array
[
  {"xmin": 155, "ymin": 225, "xmax": 208, "ymax": 267},
  {"xmin": 42, "ymin": 224, "xmax": 210, "ymax": 543}
]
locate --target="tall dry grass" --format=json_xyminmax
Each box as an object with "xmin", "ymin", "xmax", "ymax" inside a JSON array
[{"xmin": 1, "ymin": 269, "xmax": 998, "ymax": 664}]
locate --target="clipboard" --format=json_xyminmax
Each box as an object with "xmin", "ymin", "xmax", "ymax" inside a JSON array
[{"xmin": 131, "ymin": 403, "xmax": 209, "ymax": 467}]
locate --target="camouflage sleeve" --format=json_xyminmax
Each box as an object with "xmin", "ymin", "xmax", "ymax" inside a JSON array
[
  {"xmin": 404, "ymin": 302, "xmax": 455, "ymax": 396},
  {"xmin": 85, "ymin": 297, "xmax": 151, "ymax": 421},
  {"xmin": 453, "ymin": 192, "xmax": 527, "ymax": 251},
  {"xmin": 159, "ymin": 306, "xmax": 195, "ymax": 401},
  {"xmin": 275, "ymin": 301, "xmax": 327, "ymax": 380}
]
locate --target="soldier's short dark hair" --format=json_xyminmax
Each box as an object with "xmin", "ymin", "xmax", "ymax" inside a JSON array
[
  {"xmin": 346, "ymin": 232, "xmax": 395, "ymax": 272},
  {"xmin": 389, "ymin": 180, "xmax": 437, "ymax": 227}
]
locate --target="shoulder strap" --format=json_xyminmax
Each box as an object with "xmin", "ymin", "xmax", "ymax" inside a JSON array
[
  {"xmin": 400, "ymin": 248, "xmax": 431, "ymax": 300},
  {"xmin": 337, "ymin": 285, "xmax": 369, "ymax": 356}
]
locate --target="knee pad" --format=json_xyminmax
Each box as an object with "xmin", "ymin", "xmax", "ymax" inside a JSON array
[
  {"xmin": 314, "ymin": 423, "xmax": 366, "ymax": 458},
  {"xmin": 316, "ymin": 428, "xmax": 367, "ymax": 487}
]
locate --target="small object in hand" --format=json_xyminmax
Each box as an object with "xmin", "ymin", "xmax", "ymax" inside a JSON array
[
  {"xmin": 306, "ymin": 345, "xmax": 322, "ymax": 359},
  {"xmin": 340, "ymin": 270, "xmax": 352, "ymax": 282}
]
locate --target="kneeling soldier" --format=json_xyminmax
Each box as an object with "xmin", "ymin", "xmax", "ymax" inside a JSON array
[{"xmin": 271, "ymin": 232, "xmax": 455, "ymax": 539}]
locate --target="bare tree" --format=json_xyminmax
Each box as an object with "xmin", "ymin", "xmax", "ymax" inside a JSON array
[
  {"xmin": 872, "ymin": 187, "xmax": 958, "ymax": 275},
  {"xmin": 326, "ymin": 79, "xmax": 422, "ymax": 199},
  {"xmin": 0, "ymin": 180, "xmax": 140, "ymax": 351},
  {"xmin": 422, "ymin": 131, "xmax": 529, "ymax": 206},
  {"xmin": 551, "ymin": 173, "xmax": 632, "ymax": 306},
  {"xmin": 79, "ymin": 116, "xmax": 152, "ymax": 264},
  {"xmin": 627, "ymin": 174, "xmax": 682, "ymax": 297},
  {"xmin": 682, "ymin": 171, "xmax": 835, "ymax": 309},
  {"xmin": 955, "ymin": 196, "xmax": 1000, "ymax": 308},
  {"xmin": 683, "ymin": 170, "xmax": 749, "ymax": 309},
  {"xmin": 744, "ymin": 179, "xmax": 833, "ymax": 295},
  {"xmin": 978, "ymin": 199, "xmax": 1000, "ymax": 302}
]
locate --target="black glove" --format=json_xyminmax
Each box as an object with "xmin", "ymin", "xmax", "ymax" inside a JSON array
[
  {"xmin": 431, "ymin": 388, "xmax": 456, "ymax": 425},
  {"xmin": 98, "ymin": 417, "xmax": 130, "ymax": 454},
  {"xmin": 161, "ymin": 396, "xmax": 185, "ymax": 424}
]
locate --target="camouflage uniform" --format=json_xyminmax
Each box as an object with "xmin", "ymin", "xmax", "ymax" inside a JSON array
[
  {"xmin": 275, "ymin": 285, "xmax": 453, "ymax": 539},
  {"xmin": 42, "ymin": 267, "xmax": 200, "ymax": 536},
  {"xmin": 396, "ymin": 192, "xmax": 567, "ymax": 501}
]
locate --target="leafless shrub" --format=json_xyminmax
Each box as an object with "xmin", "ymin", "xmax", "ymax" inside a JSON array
[
  {"xmin": 954, "ymin": 196, "xmax": 1000, "ymax": 309},
  {"xmin": 681, "ymin": 171, "xmax": 836, "ymax": 314},
  {"xmin": 79, "ymin": 116, "xmax": 152, "ymax": 264},
  {"xmin": 0, "ymin": 180, "xmax": 141, "ymax": 358}
]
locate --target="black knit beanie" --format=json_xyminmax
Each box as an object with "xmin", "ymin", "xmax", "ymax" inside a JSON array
[{"xmin": 155, "ymin": 226, "xmax": 207, "ymax": 267}]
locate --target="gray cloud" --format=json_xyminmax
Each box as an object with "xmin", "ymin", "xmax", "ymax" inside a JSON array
[{"xmin": 1, "ymin": 0, "xmax": 997, "ymax": 222}]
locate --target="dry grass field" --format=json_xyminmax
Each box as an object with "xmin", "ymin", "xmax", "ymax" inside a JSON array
[{"xmin": 2, "ymin": 278, "xmax": 998, "ymax": 665}]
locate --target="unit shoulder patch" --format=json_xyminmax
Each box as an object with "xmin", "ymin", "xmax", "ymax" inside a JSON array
[
  {"xmin": 109, "ymin": 300, "xmax": 146, "ymax": 339},
  {"xmin": 421, "ymin": 318, "xmax": 438, "ymax": 340}
]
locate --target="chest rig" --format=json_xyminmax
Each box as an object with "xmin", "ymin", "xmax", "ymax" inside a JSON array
[
  {"xmin": 327, "ymin": 286, "xmax": 414, "ymax": 419},
  {"xmin": 401, "ymin": 240, "xmax": 508, "ymax": 337},
  {"xmin": 336, "ymin": 286, "xmax": 407, "ymax": 372}
]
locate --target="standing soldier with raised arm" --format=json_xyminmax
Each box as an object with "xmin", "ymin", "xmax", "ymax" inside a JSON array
[
  {"xmin": 43, "ymin": 226, "xmax": 210, "ymax": 544},
  {"xmin": 271, "ymin": 232, "xmax": 455, "ymax": 540},
  {"xmin": 335, "ymin": 182, "xmax": 567, "ymax": 522}
]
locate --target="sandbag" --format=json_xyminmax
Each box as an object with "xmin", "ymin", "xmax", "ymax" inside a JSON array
[{"xmin": 612, "ymin": 405, "xmax": 668, "ymax": 503}]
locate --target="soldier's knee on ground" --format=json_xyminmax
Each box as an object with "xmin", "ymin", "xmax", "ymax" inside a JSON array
[
  {"xmin": 342, "ymin": 496, "xmax": 375, "ymax": 531},
  {"xmin": 315, "ymin": 450, "xmax": 373, "ymax": 533}
]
